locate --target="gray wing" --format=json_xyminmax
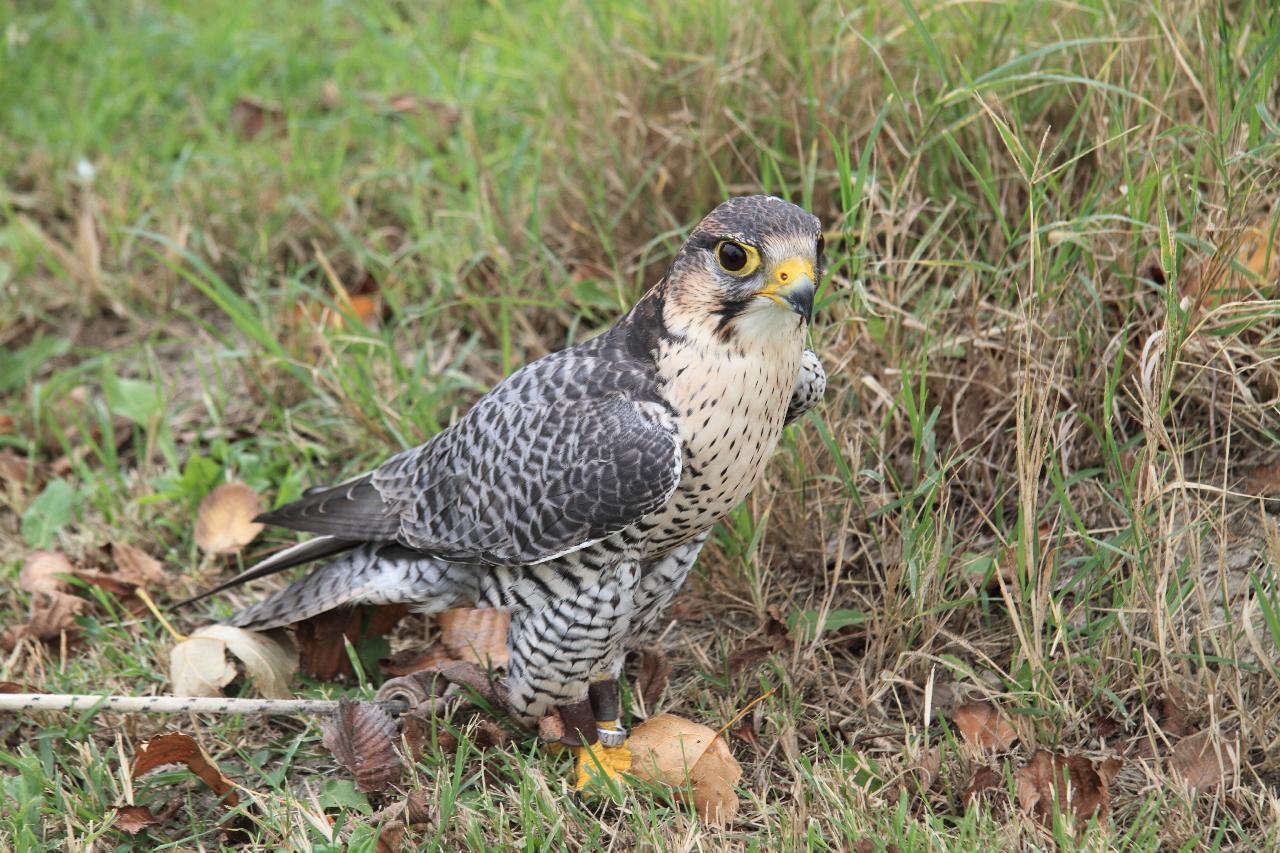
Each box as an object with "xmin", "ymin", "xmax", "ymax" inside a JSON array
[
  {"xmin": 257, "ymin": 352, "xmax": 682, "ymax": 566},
  {"xmin": 784, "ymin": 348, "xmax": 826, "ymax": 425}
]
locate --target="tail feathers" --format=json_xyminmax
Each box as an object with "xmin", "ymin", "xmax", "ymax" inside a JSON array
[
  {"xmin": 176, "ymin": 536, "xmax": 359, "ymax": 608},
  {"xmin": 224, "ymin": 544, "xmax": 482, "ymax": 631}
]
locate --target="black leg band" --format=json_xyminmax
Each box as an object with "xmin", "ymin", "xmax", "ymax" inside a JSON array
[{"xmin": 588, "ymin": 679, "xmax": 620, "ymax": 723}]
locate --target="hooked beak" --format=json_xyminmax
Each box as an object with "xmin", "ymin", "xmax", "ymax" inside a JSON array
[{"xmin": 756, "ymin": 257, "xmax": 815, "ymax": 320}]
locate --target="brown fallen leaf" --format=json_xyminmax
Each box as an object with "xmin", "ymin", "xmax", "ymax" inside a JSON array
[
  {"xmin": 909, "ymin": 747, "xmax": 941, "ymax": 790},
  {"xmin": 374, "ymin": 790, "xmax": 433, "ymax": 853},
  {"xmin": 322, "ymin": 699, "xmax": 402, "ymax": 794},
  {"xmin": 7, "ymin": 554, "xmax": 87, "ymax": 646},
  {"xmin": 194, "ymin": 482, "xmax": 264, "ymax": 554},
  {"xmin": 112, "ymin": 804, "xmax": 160, "ymax": 835},
  {"xmin": 0, "ymin": 448, "xmax": 33, "ymax": 508},
  {"xmin": 0, "ymin": 681, "xmax": 43, "ymax": 693},
  {"xmin": 1169, "ymin": 729, "xmax": 1239, "ymax": 790},
  {"xmin": 730, "ymin": 718, "xmax": 763, "ymax": 752},
  {"xmin": 952, "ymin": 701, "xmax": 1018, "ymax": 750},
  {"xmin": 109, "ymin": 541, "xmax": 168, "ymax": 588},
  {"xmin": 319, "ymin": 80, "xmax": 341, "ymax": 109},
  {"xmin": 230, "ymin": 96, "xmax": 284, "ymax": 140},
  {"xmin": 726, "ymin": 609, "xmax": 790, "ymax": 673},
  {"xmin": 20, "ymin": 550, "xmax": 75, "ymax": 594},
  {"xmin": 1241, "ymin": 460, "xmax": 1280, "ymax": 496},
  {"xmin": 1180, "ymin": 220, "xmax": 1279, "ymax": 313},
  {"xmin": 628, "ymin": 713, "xmax": 743, "ymax": 825},
  {"xmin": 133, "ymin": 732, "xmax": 238, "ymax": 806},
  {"xmin": 380, "ymin": 645, "xmax": 453, "ymax": 678},
  {"xmin": 296, "ymin": 604, "xmax": 410, "ymax": 681},
  {"xmin": 73, "ymin": 570, "xmax": 147, "ymax": 615},
  {"xmin": 636, "ymin": 645, "xmax": 672, "ymax": 710},
  {"xmin": 963, "ymin": 764, "xmax": 1002, "ymax": 807},
  {"xmin": 1013, "ymin": 750, "xmax": 1118, "ymax": 832},
  {"xmin": 438, "ymin": 607, "xmax": 509, "ymax": 667},
  {"xmin": 1154, "ymin": 694, "xmax": 1193, "ymax": 738}
]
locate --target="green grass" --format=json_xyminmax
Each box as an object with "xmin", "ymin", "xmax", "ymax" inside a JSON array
[{"xmin": 3, "ymin": 0, "xmax": 1280, "ymax": 849}]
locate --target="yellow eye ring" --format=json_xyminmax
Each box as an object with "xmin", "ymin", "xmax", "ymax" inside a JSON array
[{"xmin": 714, "ymin": 240, "xmax": 761, "ymax": 277}]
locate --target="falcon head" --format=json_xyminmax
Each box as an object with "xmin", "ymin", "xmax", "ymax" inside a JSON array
[{"xmin": 663, "ymin": 195, "xmax": 823, "ymax": 344}]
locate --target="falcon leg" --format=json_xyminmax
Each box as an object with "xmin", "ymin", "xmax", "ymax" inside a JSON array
[{"xmin": 557, "ymin": 676, "xmax": 632, "ymax": 790}]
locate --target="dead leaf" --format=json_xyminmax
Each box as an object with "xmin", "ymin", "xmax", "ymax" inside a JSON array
[
  {"xmin": 538, "ymin": 713, "xmax": 565, "ymax": 743},
  {"xmin": 1241, "ymin": 460, "xmax": 1280, "ymax": 496},
  {"xmin": 628, "ymin": 713, "xmax": 743, "ymax": 825},
  {"xmin": 401, "ymin": 712, "xmax": 459, "ymax": 758},
  {"xmin": 374, "ymin": 791, "xmax": 433, "ymax": 853},
  {"xmin": 9, "ymin": 552, "xmax": 85, "ymax": 643},
  {"xmin": 1154, "ymin": 694, "xmax": 1193, "ymax": 738},
  {"xmin": 1180, "ymin": 220, "xmax": 1279, "ymax": 312},
  {"xmin": 963, "ymin": 764, "xmax": 1002, "ymax": 806},
  {"xmin": 133, "ymin": 732, "xmax": 238, "ymax": 806},
  {"xmin": 0, "ymin": 413, "xmax": 12, "ymax": 433},
  {"xmin": 296, "ymin": 604, "xmax": 410, "ymax": 681},
  {"xmin": 320, "ymin": 80, "xmax": 341, "ymax": 109},
  {"xmin": 112, "ymin": 805, "xmax": 160, "ymax": 835},
  {"xmin": 230, "ymin": 96, "xmax": 284, "ymax": 140},
  {"xmin": 952, "ymin": 701, "xmax": 1018, "ymax": 750},
  {"xmin": 0, "ymin": 448, "xmax": 33, "ymax": 507},
  {"xmin": 669, "ymin": 595, "xmax": 711, "ymax": 622},
  {"xmin": 322, "ymin": 698, "xmax": 401, "ymax": 793},
  {"xmin": 170, "ymin": 624, "xmax": 298, "ymax": 699},
  {"xmin": 0, "ymin": 681, "xmax": 43, "ymax": 693},
  {"xmin": 1170, "ymin": 729, "xmax": 1238, "ymax": 790},
  {"xmin": 109, "ymin": 541, "xmax": 167, "ymax": 588},
  {"xmin": 726, "ymin": 611, "xmax": 790, "ymax": 673},
  {"xmin": 437, "ymin": 608, "xmax": 508, "ymax": 667},
  {"xmin": 194, "ymin": 482, "xmax": 264, "ymax": 554},
  {"xmin": 20, "ymin": 550, "xmax": 75, "ymax": 594},
  {"xmin": 636, "ymin": 645, "xmax": 672, "ymax": 710},
  {"xmin": 1013, "ymin": 750, "xmax": 1118, "ymax": 832},
  {"xmin": 731, "ymin": 719, "xmax": 763, "ymax": 752},
  {"xmin": 380, "ymin": 645, "xmax": 452, "ymax": 678},
  {"xmin": 909, "ymin": 747, "xmax": 941, "ymax": 790}
]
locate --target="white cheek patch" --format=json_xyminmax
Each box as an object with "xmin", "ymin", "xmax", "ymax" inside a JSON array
[{"xmin": 734, "ymin": 298, "xmax": 804, "ymax": 341}]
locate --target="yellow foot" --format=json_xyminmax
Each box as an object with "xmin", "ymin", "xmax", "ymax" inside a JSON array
[{"xmin": 572, "ymin": 720, "xmax": 632, "ymax": 791}]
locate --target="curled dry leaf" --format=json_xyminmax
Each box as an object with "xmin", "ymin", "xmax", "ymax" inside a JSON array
[
  {"xmin": 20, "ymin": 550, "xmax": 75, "ymax": 594},
  {"xmin": 229, "ymin": 96, "xmax": 284, "ymax": 140},
  {"xmin": 628, "ymin": 713, "xmax": 743, "ymax": 825},
  {"xmin": 194, "ymin": 482, "xmax": 264, "ymax": 554},
  {"xmin": 322, "ymin": 698, "xmax": 402, "ymax": 794},
  {"xmin": 109, "ymin": 541, "xmax": 168, "ymax": 588},
  {"xmin": 1179, "ymin": 220, "xmax": 1279, "ymax": 311},
  {"xmin": 1013, "ymin": 750, "xmax": 1119, "ymax": 832},
  {"xmin": 112, "ymin": 804, "xmax": 161, "ymax": 835},
  {"xmin": 6, "ymin": 552, "xmax": 85, "ymax": 647},
  {"xmin": 636, "ymin": 645, "xmax": 672, "ymax": 710},
  {"xmin": 170, "ymin": 624, "xmax": 298, "ymax": 699},
  {"xmin": 297, "ymin": 603, "xmax": 410, "ymax": 681},
  {"xmin": 380, "ymin": 645, "xmax": 453, "ymax": 678},
  {"xmin": 438, "ymin": 607, "xmax": 509, "ymax": 667},
  {"xmin": 952, "ymin": 701, "xmax": 1018, "ymax": 750},
  {"xmin": 133, "ymin": 732, "xmax": 238, "ymax": 806},
  {"xmin": 1241, "ymin": 460, "xmax": 1280, "ymax": 496},
  {"xmin": 964, "ymin": 764, "xmax": 1002, "ymax": 807},
  {"xmin": 1170, "ymin": 729, "xmax": 1239, "ymax": 791}
]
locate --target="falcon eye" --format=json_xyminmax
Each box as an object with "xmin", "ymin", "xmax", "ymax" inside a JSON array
[{"xmin": 714, "ymin": 240, "xmax": 760, "ymax": 276}]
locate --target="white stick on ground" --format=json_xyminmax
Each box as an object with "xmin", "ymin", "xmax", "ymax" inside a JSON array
[{"xmin": 0, "ymin": 693, "xmax": 408, "ymax": 716}]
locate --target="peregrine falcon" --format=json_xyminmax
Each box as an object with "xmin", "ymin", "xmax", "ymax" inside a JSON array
[{"xmin": 188, "ymin": 195, "xmax": 827, "ymax": 788}]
